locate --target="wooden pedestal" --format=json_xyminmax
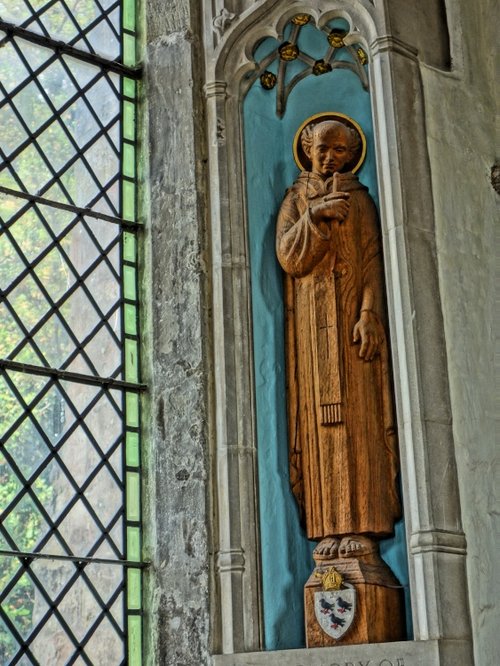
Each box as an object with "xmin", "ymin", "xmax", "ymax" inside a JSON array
[{"xmin": 304, "ymin": 558, "xmax": 405, "ymax": 647}]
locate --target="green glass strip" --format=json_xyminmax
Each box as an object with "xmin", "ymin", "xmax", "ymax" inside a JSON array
[
  {"xmin": 123, "ymin": 78, "xmax": 136, "ymax": 100},
  {"xmin": 126, "ymin": 431, "xmax": 140, "ymax": 467},
  {"xmin": 126, "ymin": 474, "xmax": 140, "ymax": 521},
  {"xmin": 122, "ymin": 179, "xmax": 136, "ymax": 222},
  {"xmin": 124, "ymin": 303, "xmax": 138, "ymax": 335},
  {"xmin": 123, "ymin": 231, "xmax": 136, "ymax": 262},
  {"xmin": 123, "ymin": 0, "xmax": 136, "ymax": 32},
  {"xmin": 126, "ymin": 392, "xmax": 139, "ymax": 428},
  {"xmin": 125, "ymin": 338, "xmax": 139, "ymax": 382},
  {"xmin": 127, "ymin": 568, "xmax": 141, "ymax": 610},
  {"xmin": 128, "ymin": 615, "xmax": 142, "ymax": 666},
  {"xmin": 123, "ymin": 33, "xmax": 136, "ymax": 67},
  {"xmin": 122, "ymin": 4, "xmax": 141, "ymax": 660},
  {"xmin": 123, "ymin": 101, "xmax": 135, "ymax": 141},
  {"xmin": 123, "ymin": 265, "xmax": 137, "ymax": 300},
  {"xmin": 123, "ymin": 143, "xmax": 136, "ymax": 178},
  {"xmin": 127, "ymin": 525, "xmax": 141, "ymax": 560}
]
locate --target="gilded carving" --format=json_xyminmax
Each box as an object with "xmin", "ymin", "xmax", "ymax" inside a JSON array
[
  {"xmin": 260, "ymin": 70, "xmax": 277, "ymax": 90},
  {"xmin": 315, "ymin": 566, "xmax": 344, "ymax": 591},
  {"xmin": 292, "ymin": 14, "xmax": 312, "ymax": 26},
  {"xmin": 328, "ymin": 29, "xmax": 346, "ymax": 49},
  {"xmin": 246, "ymin": 17, "xmax": 369, "ymax": 116},
  {"xmin": 356, "ymin": 46, "xmax": 369, "ymax": 65},
  {"xmin": 312, "ymin": 59, "xmax": 332, "ymax": 76},
  {"xmin": 279, "ymin": 41, "xmax": 299, "ymax": 61}
]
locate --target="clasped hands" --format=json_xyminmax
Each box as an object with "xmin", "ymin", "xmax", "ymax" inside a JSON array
[{"xmin": 309, "ymin": 191, "xmax": 350, "ymax": 224}]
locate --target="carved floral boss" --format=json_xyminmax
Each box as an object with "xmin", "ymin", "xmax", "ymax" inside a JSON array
[{"xmin": 247, "ymin": 14, "xmax": 369, "ymax": 117}]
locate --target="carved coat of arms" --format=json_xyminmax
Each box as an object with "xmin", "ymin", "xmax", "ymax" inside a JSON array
[{"xmin": 314, "ymin": 582, "xmax": 356, "ymax": 640}]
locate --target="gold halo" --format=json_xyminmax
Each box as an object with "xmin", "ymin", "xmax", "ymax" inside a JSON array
[{"xmin": 292, "ymin": 112, "xmax": 367, "ymax": 174}]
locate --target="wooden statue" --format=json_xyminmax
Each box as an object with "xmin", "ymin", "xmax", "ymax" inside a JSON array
[{"xmin": 276, "ymin": 115, "xmax": 404, "ymax": 645}]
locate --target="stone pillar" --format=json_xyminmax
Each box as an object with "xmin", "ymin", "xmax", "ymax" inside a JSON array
[
  {"xmin": 370, "ymin": 35, "xmax": 472, "ymax": 653},
  {"xmin": 205, "ymin": 79, "xmax": 262, "ymax": 654},
  {"xmin": 141, "ymin": 1, "xmax": 211, "ymax": 664}
]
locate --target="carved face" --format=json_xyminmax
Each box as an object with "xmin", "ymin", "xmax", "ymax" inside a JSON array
[{"xmin": 308, "ymin": 126, "xmax": 351, "ymax": 177}]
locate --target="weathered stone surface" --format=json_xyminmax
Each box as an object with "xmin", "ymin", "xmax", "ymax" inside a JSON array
[{"xmin": 141, "ymin": 1, "xmax": 211, "ymax": 665}]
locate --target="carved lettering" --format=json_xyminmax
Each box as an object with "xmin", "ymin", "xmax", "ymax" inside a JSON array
[
  {"xmin": 324, "ymin": 658, "xmax": 403, "ymax": 666},
  {"xmin": 325, "ymin": 660, "xmax": 402, "ymax": 666}
]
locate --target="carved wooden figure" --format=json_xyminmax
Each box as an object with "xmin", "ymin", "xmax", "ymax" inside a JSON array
[{"xmin": 276, "ymin": 116, "xmax": 404, "ymax": 645}]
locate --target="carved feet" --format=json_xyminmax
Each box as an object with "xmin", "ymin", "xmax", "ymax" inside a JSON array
[
  {"xmin": 339, "ymin": 535, "xmax": 377, "ymax": 558},
  {"xmin": 314, "ymin": 535, "xmax": 380, "ymax": 563},
  {"xmin": 313, "ymin": 537, "xmax": 340, "ymax": 560}
]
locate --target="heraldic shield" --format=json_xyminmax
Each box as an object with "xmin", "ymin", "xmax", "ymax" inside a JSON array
[{"xmin": 314, "ymin": 582, "xmax": 356, "ymax": 640}]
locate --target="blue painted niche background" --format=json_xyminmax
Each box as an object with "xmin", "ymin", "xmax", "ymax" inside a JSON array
[{"xmin": 243, "ymin": 22, "xmax": 411, "ymax": 651}]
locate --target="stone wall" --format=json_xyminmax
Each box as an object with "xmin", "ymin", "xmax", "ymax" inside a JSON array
[
  {"xmin": 141, "ymin": 1, "xmax": 212, "ymax": 664},
  {"xmin": 421, "ymin": 1, "xmax": 497, "ymax": 664},
  {"xmin": 139, "ymin": 1, "xmax": 496, "ymax": 664}
]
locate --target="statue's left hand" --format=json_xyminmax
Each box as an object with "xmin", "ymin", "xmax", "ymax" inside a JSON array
[{"xmin": 352, "ymin": 310, "xmax": 382, "ymax": 361}]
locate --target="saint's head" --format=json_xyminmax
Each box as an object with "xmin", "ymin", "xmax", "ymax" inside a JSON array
[{"xmin": 301, "ymin": 120, "xmax": 361, "ymax": 178}]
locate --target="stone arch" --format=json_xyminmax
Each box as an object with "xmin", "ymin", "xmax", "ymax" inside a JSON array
[{"xmin": 203, "ymin": 1, "xmax": 471, "ymax": 659}]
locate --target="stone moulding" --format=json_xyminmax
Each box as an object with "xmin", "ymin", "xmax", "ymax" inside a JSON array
[
  {"xmin": 212, "ymin": 638, "xmax": 472, "ymax": 665},
  {"xmin": 202, "ymin": 1, "xmax": 474, "ymax": 662},
  {"xmin": 239, "ymin": 15, "xmax": 369, "ymax": 117}
]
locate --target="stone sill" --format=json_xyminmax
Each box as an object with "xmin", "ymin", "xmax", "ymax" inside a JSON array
[{"xmin": 212, "ymin": 639, "xmax": 473, "ymax": 666}]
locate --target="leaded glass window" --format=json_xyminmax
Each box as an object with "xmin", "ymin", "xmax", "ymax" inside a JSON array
[{"xmin": 0, "ymin": 1, "xmax": 142, "ymax": 663}]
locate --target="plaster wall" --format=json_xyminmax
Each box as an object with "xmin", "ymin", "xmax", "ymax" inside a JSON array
[{"xmin": 419, "ymin": 2, "xmax": 497, "ymax": 664}]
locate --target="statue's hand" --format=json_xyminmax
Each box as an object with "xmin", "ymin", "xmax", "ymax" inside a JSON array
[
  {"xmin": 352, "ymin": 310, "xmax": 383, "ymax": 361},
  {"xmin": 310, "ymin": 192, "xmax": 350, "ymax": 224}
]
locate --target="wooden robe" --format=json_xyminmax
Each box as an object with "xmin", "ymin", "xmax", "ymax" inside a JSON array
[{"xmin": 276, "ymin": 170, "xmax": 400, "ymax": 540}]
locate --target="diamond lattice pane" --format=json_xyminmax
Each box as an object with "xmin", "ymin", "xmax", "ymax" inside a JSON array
[
  {"xmin": 0, "ymin": 614, "xmax": 20, "ymax": 664},
  {"xmin": 0, "ymin": 0, "xmax": 121, "ymax": 61},
  {"xmin": 30, "ymin": 557, "xmax": 75, "ymax": 602},
  {"xmin": 1, "ymin": 0, "xmax": 140, "ymax": 660},
  {"xmin": 0, "ymin": 370, "xmax": 124, "ymax": 558},
  {"xmin": 29, "ymin": 613, "xmax": 75, "ymax": 665},
  {"xmin": 2, "ymin": 571, "xmax": 42, "ymax": 641},
  {"xmin": 1, "ymin": 195, "xmax": 123, "ymax": 376},
  {"xmin": 0, "ymin": 554, "xmax": 125, "ymax": 664},
  {"xmin": 2, "ymin": 494, "xmax": 50, "ymax": 552},
  {"xmin": 84, "ymin": 613, "xmax": 124, "ymax": 663},
  {"xmin": 3, "ymin": 419, "xmax": 52, "ymax": 481},
  {"xmin": 0, "ymin": 452, "xmax": 23, "ymax": 512},
  {"xmin": 0, "ymin": 34, "xmax": 121, "ymax": 215}
]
